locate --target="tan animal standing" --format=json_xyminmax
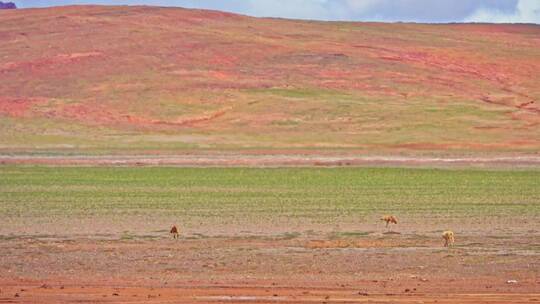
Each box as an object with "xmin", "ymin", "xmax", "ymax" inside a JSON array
[
  {"xmin": 442, "ymin": 230, "xmax": 455, "ymax": 247},
  {"xmin": 380, "ymin": 215, "xmax": 398, "ymax": 228},
  {"xmin": 170, "ymin": 225, "xmax": 180, "ymax": 239}
]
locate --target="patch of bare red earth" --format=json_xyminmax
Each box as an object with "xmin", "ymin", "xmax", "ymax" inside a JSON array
[
  {"xmin": 1, "ymin": 283, "xmax": 538, "ymax": 303},
  {"xmin": 0, "ymin": 97, "xmax": 49, "ymax": 118},
  {"xmin": 0, "ymin": 52, "xmax": 104, "ymax": 73},
  {"xmin": 1, "ymin": 234, "xmax": 539, "ymax": 303}
]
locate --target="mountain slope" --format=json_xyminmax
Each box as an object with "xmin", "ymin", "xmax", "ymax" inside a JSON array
[{"xmin": 1, "ymin": 6, "xmax": 539, "ymax": 154}]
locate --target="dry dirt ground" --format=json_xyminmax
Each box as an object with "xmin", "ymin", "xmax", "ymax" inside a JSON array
[
  {"xmin": 1, "ymin": 220, "xmax": 539, "ymax": 303},
  {"xmin": 1, "ymin": 153, "xmax": 540, "ymax": 168}
]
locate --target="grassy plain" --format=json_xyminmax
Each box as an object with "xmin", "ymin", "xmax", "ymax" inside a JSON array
[{"xmin": 1, "ymin": 166, "xmax": 539, "ymax": 236}]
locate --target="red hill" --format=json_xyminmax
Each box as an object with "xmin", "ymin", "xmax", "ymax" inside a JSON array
[{"xmin": 0, "ymin": 6, "xmax": 539, "ymax": 156}]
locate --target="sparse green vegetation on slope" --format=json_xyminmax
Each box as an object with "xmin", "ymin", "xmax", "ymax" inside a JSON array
[{"xmin": 0, "ymin": 6, "xmax": 539, "ymax": 154}]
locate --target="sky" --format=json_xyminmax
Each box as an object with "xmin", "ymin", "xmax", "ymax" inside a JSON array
[{"xmin": 11, "ymin": 0, "xmax": 540, "ymax": 24}]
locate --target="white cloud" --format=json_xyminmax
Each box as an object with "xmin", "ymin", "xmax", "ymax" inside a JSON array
[
  {"xmin": 221, "ymin": 0, "xmax": 380, "ymax": 21},
  {"xmin": 465, "ymin": 0, "xmax": 540, "ymax": 23},
  {"xmin": 344, "ymin": 0, "xmax": 378, "ymax": 12},
  {"xmin": 243, "ymin": 0, "xmax": 330, "ymax": 20}
]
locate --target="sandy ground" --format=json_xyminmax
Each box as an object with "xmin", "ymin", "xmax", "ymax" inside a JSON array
[
  {"xmin": 1, "ymin": 219, "xmax": 539, "ymax": 303},
  {"xmin": 1, "ymin": 153, "xmax": 540, "ymax": 168}
]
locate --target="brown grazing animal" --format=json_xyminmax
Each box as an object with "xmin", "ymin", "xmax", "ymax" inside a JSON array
[
  {"xmin": 442, "ymin": 230, "xmax": 455, "ymax": 247},
  {"xmin": 380, "ymin": 215, "xmax": 398, "ymax": 227},
  {"xmin": 170, "ymin": 225, "xmax": 179, "ymax": 239}
]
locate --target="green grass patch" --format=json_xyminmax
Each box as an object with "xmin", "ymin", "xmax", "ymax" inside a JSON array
[
  {"xmin": 0, "ymin": 166, "xmax": 538, "ymax": 223},
  {"xmin": 329, "ymin": 231, "xmax": 373, "ymax": 239}
]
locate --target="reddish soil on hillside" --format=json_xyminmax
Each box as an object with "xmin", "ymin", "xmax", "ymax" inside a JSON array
[
  {"xmin": 0, "ymin": 97, "xmax": 49, "ymax": 118},
  {"xmin": 1, "ymin": 6, "xmax": 539, "ymax": 153}
]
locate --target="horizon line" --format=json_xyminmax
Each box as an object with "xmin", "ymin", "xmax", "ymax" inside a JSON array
[{"xmin": 5, "ymin": 4, "xmax": 540, "ymax": 26}]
